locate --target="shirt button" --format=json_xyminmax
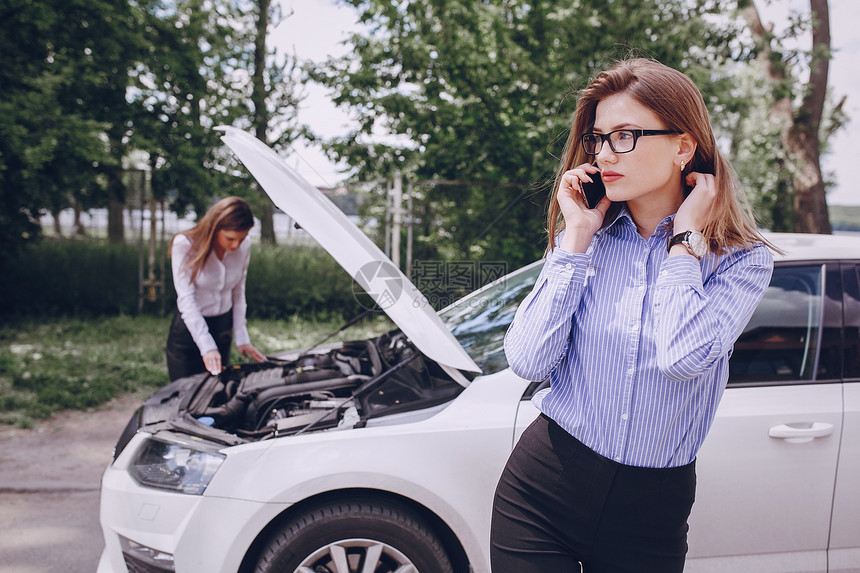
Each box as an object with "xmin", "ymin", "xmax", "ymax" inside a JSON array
[
  {"xmin": 565, "ymin": 263, "xmax": 572, "ymax": 270},
  {"xmin": 631, "ymin": 323, "xmax": 640, "ymax": 331},
  {"xmin": 627, "ymin": 367, "xmax": 634, "ymax": 375},
  {"xmin": 621, "ymin": 413, "xmax": 629, "ymax": 421}
]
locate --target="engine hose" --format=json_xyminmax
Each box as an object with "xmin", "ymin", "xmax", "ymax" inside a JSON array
[
  {"xmin": 202, "ymin": 391, "xmax": 256, "ymax": 424},
  {"xmin": 243, "ymin": 377, "xmax": 356, "ymax": 430}
]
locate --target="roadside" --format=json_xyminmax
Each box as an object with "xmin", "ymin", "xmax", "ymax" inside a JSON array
[{"xmin": 0, "ymin": 394, "xmax": 141, "ymax": 573}]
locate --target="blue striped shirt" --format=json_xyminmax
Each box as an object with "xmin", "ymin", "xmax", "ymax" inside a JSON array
[{"xmin": 505, "ymin": 208, "xmax": 774, "ymax": 468}]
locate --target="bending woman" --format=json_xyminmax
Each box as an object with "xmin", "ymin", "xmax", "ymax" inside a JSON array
[
  {"xmin": 491, "ymin": 58, "xmax": 776, "ymax": 572},
  {"xmin": 166, "ymin": 196, "xmax": 266, "ymax": 381}
]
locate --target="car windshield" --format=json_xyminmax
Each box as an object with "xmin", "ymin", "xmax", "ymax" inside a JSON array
[{"xmin": 439, "ymin": 261, "xmax": 542, "ymax": 374}]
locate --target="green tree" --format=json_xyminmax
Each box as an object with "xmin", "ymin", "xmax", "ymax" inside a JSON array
[
  {"xmin": 719, "ymin": 65, "xmax": 796, "ymax": 232},
  {"xmin": 738, "ymin": 0, "xmax": 841, "ymax": 233},
  {"xmin": 129, "ymin": 0, "xmax": 305, "ymax": 230},
  {"xmin": 128, "ymin": 0, "xmax": 247, "ymax": 218},
  {"xmin": 1, "ymin": 0, "xmax": 306, "ymax": 253},
  {"xmin": 0, "ymin": 0, "xmax": 145, "ymax": 250},
  {"xmin": 250, "ymin": 0, "xmax": 306, "ymax": 244},
  {"xmin": 313, "ymin": 0, "xmax": 741, "ymax": 269}
]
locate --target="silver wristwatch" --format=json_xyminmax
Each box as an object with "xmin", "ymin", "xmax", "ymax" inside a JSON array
[{"xmin": 668, "ymin": 230, "xmax": 707, "ymax": 259}]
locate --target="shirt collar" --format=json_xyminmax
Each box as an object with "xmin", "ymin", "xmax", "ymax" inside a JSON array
[{"xmin": 595, "ymin": 203, "xmax": 677, "ymax": 240}]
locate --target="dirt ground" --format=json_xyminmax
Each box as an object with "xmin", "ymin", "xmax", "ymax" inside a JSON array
[{"xmin": 0, "ymin": 395, "xmax": 142, "ymax": 573}]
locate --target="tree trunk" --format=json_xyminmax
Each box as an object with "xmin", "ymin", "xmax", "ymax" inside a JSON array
[
  {"xmin": 107, "ymin": 178, "xmax": 125, "ymax": 244},
  {"xmin": 742, "ymin": 0, "xmax": 832, "ymax": 234},
  {"xmin": 106, "ymin": 127, "xmax": 126, "ymax": 242},
  {"xmin": 52, "ymin": 212, "xmax": 63, "ymax": 237},
  {"xmin": 253, "ymin": 0, "xmax": 276, "ymax": 244},
  {"xmin": 72, "ymin": 199, "xmax": 87, "ymax": 236},
  {"xmin": 789, "ymin": 0, "xmax": 831, "ymax": 233}
]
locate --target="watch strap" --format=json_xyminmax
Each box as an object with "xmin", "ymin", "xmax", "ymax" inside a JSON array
[
  {"xmin": 667, "ymin": 231, "xmax": 692, "ymax": 252},
  {"xmin": 668, "ymin": 230, "xmax": 705, "ymax": 259}
]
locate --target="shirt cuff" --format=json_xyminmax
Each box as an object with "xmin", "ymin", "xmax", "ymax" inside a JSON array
[
  {"xmin": 198, "ymin": 336, "xmax": 218, "ymax": 357},
  {"xmin": 545, "ymin": 248, "xmax": 589, "ymax": 284},
  {"xmin": 657, "ymin": 254, "xmax": 702, "ymax": 287},
  {"xmin": 234, "ymin": 326, "xmax": 251, "ymax": 348}
]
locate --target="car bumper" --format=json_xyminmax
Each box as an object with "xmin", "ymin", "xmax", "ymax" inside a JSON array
[{"xmin": 98, "ymin": 434, "xmax": 289, "ymax": 573}]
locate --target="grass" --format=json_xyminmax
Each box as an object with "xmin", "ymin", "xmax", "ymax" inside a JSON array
[{"xmin": 0, "ymin": 313, "xmax": 393, "ymax": 428}]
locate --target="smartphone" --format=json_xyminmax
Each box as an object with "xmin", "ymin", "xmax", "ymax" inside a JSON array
[{"xmin": 581, "ymin": 171, "xmax": 606, "ymax": 209}]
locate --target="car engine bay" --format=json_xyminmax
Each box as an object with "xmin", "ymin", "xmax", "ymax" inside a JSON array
[{"xmin": 178, "ymin": 330, "xmax": 464, "ymax": 442}]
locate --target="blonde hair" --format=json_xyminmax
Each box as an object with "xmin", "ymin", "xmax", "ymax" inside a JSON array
[
  {"xmin": 170, "ymin": 196, "xmax": 254, "ymax": 282},
  {"xmin": 546, "ymin": 58, "xmax": 775, "ymax": 255}
]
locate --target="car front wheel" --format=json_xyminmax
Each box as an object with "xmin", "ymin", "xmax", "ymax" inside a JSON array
[{"xmin": 254, "ymin": 498, "xmax": 454, "ymax": 573}]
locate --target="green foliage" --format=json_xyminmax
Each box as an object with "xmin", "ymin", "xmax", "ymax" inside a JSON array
[
  {"xmin": 0, "ymin": 239, "xmax": 366, "ymax": 320},
  {"xmin": 128, "ymin": 0, "xmax": 307, "ymax": 221},
  {"xmin": 244, "ymin": 243, "xmax": 366, "ymax": 319},
  {"xmin": 0, "ymin": 0, "xmax": 307, "ymax": 252},
  {"xmin": 721, "ymin": 0, "xmax": 844, "ymax": 232},
  {"xmin": 1, "ymin": 0, "xmax": 842, "ymax": 267},
  {"xmin": 718, "ymin": 65, "xmax": 796, "ymax": 231},
  {"xmin": 0, "ymin": 240, "xmax": 141, "ymax": 316},
  {"xmin": 0, "ymin": 0, "xmax": 141, "ymax": 256},
  {"xmin": 129, "ymin": 0, "xmax": 250, "ymax": 215},
  {"xmin": 313, "ymin": 0, "xmax": 744, "ymax": 267}
]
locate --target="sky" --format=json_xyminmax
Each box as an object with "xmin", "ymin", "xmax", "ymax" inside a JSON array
[{"xmin": 273, "ymin": 0, "xmax": 860, "ymax": 206}]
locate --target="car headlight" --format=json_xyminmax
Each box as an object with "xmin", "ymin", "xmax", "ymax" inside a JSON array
[{"xmin": 129, "ymin": 436, "xmax": 225, "ymax": 495}]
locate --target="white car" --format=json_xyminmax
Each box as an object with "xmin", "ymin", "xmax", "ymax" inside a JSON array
[{"xmin": 98, "ymin": 128, "xmax": 860, "ymax": 573}]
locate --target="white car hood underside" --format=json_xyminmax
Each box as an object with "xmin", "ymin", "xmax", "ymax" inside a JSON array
[{"xmin": 218, "ymin": 126, "xmax": 480, "ymax": 374}]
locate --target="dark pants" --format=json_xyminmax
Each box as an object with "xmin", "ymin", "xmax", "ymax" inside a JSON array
[
  {"xmin": 166, "ymin": 309, "xmax": 233, "ymax": 381},
  {"xmin": 491, "ymin": 414, "xmax": 696, "ymax": 573}
]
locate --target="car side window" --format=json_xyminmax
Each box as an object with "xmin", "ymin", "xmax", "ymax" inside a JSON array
[{"xmin": 729, "ymin": 265, "xmax": 824, "ymax": 384}]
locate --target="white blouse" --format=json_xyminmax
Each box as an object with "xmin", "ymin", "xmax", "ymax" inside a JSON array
[{"xmin": 171, "ymin": 234, "xmax": 251, "ymax": 356}]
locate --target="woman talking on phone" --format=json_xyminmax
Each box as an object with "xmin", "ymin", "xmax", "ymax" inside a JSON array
[
  {"xmin": 166, "ymin": 196, "xmax": 266, "ymax": 381},
  {"xmin": 491, "ymin": 58, "xmax": 775, "ymax": 572}
]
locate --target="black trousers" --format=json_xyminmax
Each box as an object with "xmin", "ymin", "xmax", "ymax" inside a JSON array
[
  {"xmin": 490, "ymin": 414, "xmax": 696, "ymax": 573},
  {"xmin": 165, "ymin": 309, "xmax": 233, "ymax": 381}
]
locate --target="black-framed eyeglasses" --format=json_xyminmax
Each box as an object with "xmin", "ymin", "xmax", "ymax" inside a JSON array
[{"xmin": 581, "ymin": 129, "xmax": 681, "ymax": 155}]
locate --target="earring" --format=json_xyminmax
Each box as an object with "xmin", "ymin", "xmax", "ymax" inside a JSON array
[{"xmin": 680, "ymin": 161, "xmax": 686, "ymax": 172}]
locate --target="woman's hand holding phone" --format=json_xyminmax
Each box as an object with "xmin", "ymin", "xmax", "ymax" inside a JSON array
[
  {"xmin": 581, "ymin": 171, "xmax": 607, "ymax": 210},
  {"xmin": 557, "ymin": 163, "xmax": 611, "ymax": 253}
]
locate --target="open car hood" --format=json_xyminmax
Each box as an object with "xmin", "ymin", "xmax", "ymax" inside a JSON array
[{"xmin": 217, "ymin": 126, "xmax": 480, "ymax": 374}]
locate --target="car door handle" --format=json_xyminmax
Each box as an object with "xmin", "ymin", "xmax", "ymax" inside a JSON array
[{"xmin": 768, "ymin": 422, "xmax": 835, "ymax": 444}]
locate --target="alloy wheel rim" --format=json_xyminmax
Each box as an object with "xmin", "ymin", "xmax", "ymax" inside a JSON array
[{"xmin": 295, "ymin": 538, "xmax": 417, "ymax": 573}]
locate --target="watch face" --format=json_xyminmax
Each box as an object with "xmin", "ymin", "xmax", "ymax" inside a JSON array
[{"xmin": 687, "ymin": 231, "xmax": 707, "ymax": 258}]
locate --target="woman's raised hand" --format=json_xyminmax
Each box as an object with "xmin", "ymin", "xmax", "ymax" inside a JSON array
[{"xmin": 674, "ymin": 171, "xmax": 717, "ymax": 234}]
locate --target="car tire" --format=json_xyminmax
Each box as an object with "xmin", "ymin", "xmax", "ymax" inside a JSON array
[{"xmin": 254, "ymin": 498, "xmax": 455, "ymax": 573}]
